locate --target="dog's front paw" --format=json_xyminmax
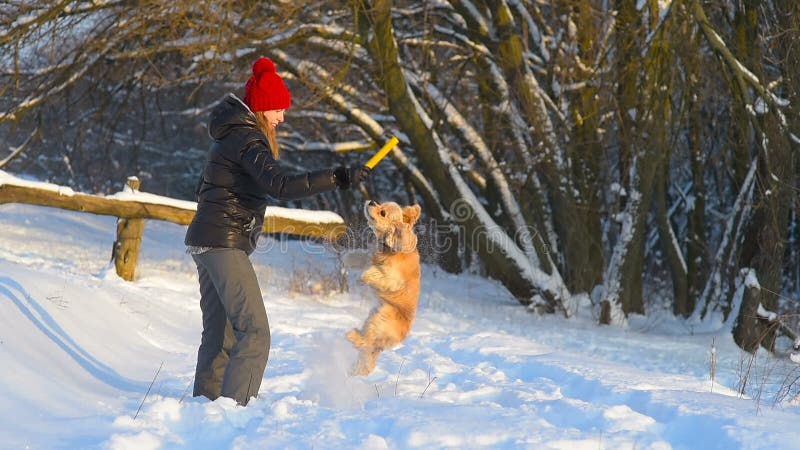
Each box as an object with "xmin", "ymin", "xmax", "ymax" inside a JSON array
[
  {"xmin": 381, "ymin": 277, "xmax": 405, "ymax": 293},
  {"xmin": 360, "ymin": 266, "xmax": 381, "ymax": 285}
]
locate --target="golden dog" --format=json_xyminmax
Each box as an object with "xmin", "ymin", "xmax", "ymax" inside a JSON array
[{"xmin": 346, "ymin": 201, "xmax": 421, "ymax": 376}]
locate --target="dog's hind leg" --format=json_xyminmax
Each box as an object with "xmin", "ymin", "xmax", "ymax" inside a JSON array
[
  {"xmin": 362, "ymin": 347, "xmax": 381, "ymax": 374},
  {"xmin": 346, "ymin": 314, "xmax": 378, "ymax": 350},
  {"xmin": 351, "ymin": 346, "xmax": 382, "ymax": 376},
  {"xmin": 346, "ymin": 303, "xmax": 389, "ymax": 349},
  {"xmin": 351, "ymin": 351, "xmax": 368, "ymax": 375}
]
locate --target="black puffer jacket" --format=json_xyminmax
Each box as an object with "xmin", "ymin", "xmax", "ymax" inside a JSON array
[{"xmin": 185, "ymin": 94, "xmax": 338, "ymax": 253}]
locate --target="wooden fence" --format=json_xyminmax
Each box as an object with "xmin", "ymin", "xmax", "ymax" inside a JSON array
[{"xmin": 0, "ymin": 174, "xmax": 346, "ymax": 280}]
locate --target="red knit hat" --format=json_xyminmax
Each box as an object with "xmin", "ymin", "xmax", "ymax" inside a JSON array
[{"xmin": 243, "ymin": 57, "xmax": 291, "ymax": 112}]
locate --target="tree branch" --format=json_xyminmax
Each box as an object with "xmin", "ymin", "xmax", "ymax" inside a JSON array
[{"xmin": 0, "ymin": 125, "xmax": 39, "ymax": 169}]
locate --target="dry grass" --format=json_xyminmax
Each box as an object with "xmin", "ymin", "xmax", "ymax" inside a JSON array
[
  {"xmin": 735, "ymin": 340, "xmax": 800, "ymax": 410},
  {"xmin": 287, "ymin": 263, "xmax": 346, "ymax": 298},
  {"xmin": 709, "ymin": 338, "xmax": 717, "ymax": 392}
]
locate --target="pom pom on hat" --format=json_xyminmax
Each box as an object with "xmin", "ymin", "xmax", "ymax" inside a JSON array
[
  {"xmin": 252, "ymin": 57, "xmax": 276, "ymax": 76},
  {"xmin": 244, "ymin": 57, "xmax": 291, "ymax": 112}
]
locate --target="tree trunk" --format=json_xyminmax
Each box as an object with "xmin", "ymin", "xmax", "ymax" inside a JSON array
[
  {"xmin": 728, "ymin": 0, "xmax": 759, "ymax": 190},
  {"xmin": 646, "ymin": 3, "xmax": 689, "ymax": 317},
  {"xmin": 559, "ymin": 0, "xmax": 605, "ymax": 294},
  {"xmin": 775, "ymin": 1, "xmax": 800, "ymax": 296},
  {"xmin": 605, "ymin": 0, "xmax": 646, "ymax": 317},
  {"xmin": 655, "ymin": 162, "xmax": 689, "ymax": 316},
  {"xmin": 603, "ymin": 0, "xmax": 681, "ymax": 322},
  {"xmin": 601, "ymin": 151, "xmax": 659, "ymax": 323},
  {"xmin": 732, "ymin": 271, "xmax": 767, "ymax": 353},
  {"xmin": 615, "ymin": 0, "xmax": 640, "ymax": 196},
  {"xmin": 685, "ymin": 58, "xmax": 708, "ymax": 315},
  {"xmin": 731, "ymin": 0, "xmax": 762, "ymax": 271},
  {"xmin": 745, "ymin": 136, "xmax": 792, "ymax": 352},
  {"xmin": 731, "ymin": 1, "xmax": 792, "ymax": 352}
]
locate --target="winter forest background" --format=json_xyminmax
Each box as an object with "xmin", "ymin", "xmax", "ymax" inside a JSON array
[{"xmin": 2, "ymin": 0, "xmax": 800, "ymax": 355}]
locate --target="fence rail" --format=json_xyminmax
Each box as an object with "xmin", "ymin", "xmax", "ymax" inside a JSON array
[{"xmin": 0, "ymin": 173, "xmax": 346, "ymax": 280}]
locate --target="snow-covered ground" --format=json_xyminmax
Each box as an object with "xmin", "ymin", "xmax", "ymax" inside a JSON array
[{"xmin": 1, "ymin": 202, "xmax": 800, "ymax": 450}]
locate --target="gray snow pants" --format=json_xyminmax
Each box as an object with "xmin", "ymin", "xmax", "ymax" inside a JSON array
[{"xmin": 191, "ymin": 248, "xmax": 270, "ymax": 406}]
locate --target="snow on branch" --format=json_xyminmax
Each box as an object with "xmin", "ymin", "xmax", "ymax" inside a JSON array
[
  {"xmin": 0, "ymin": 1, "xmax": 72, "ymax": 47},
  {"xmin": 447, "ymin": 0, "xmax": 493, "ymax": 39},
  {"xmin": 432, "ymin": 20, "xmax": 560, "ymax": 260},
  {"xmin": 396, "ymin": 37, "xmax": 465, "ymax": 52},
  {"xmin": 292, "ymin": 140, "xmax": 376, "ymax": 154},
  {"xmin": 431, "ymin": 24, "xmax": 538, "ymax": 164},
  {"xmin": 0, "ymin": 61, "xmax": 93, "ymax": 123},
  {"xmin": 756, "ymin": 303, "xmax": 777, "ymax": 322},
  {"xmin": 401, "ymin": 70, "xmax": 572, "ymax": 312},
  {"xmin": 0, "ymin": 20, "xmax": 125, "ymax": 123},
  {"xmin": 432, "ymin": 25, "xmax": 492, "ymax": 58},
  {"xmin": 270, "ymin": 50, "xmax": 382, "ymax": 136},
  {"xmin": 262, "ymin": 23, "xmax": 363, "ymax": 51},
  {"xmin": 690, "ymin": 0, "xmax": 790, "ymax": 131},
  {"xmin": 407, "ymin": 71, "xmax": 543, "ymax": 267},
  {"xmin": 0, "ymin": 126, "xmax": 39, "ymax": 169},
  {"xmin": 640, "ymin": 0, "xmax": 675, "ymax": 58},
  {"xmin": 304, "ymin": 36, "xmax": 371, "ymax": 66},
  {"xmin": 506, "ymin": 0, "xmax": 544, "ymax": 58}
]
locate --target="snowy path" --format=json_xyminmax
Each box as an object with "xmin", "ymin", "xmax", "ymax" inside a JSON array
[{"xmin": 1, "ymin": 203, "xmax": 799, "ymax": 449}]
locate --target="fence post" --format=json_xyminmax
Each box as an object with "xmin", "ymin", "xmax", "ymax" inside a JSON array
[{"xmin": 112, "ymin": 176, "xmax": 144, "ymax": 281}]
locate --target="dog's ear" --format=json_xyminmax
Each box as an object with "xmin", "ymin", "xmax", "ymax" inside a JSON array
[
  {"xmin": 402, "ymin": 205, "xmax": 421, "ymax": 225},
  {"xmin": 396, "ymin": 223, "xmax": 418, "ymax": 253}
]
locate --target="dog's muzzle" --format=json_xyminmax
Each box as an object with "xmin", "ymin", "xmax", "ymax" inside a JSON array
[{"xmin": 364, "ymin": 200, "xmax": 377, "ymax": 217}]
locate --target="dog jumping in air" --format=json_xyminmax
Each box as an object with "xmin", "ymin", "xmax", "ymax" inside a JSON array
[{"xmin": 346, "ymin": 200, "xmax": 421, "ymax": 376}]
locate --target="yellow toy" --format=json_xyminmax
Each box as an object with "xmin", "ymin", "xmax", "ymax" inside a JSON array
[{"xmin": 365, "ymin": 136, "xmax": 399, "ymax": 169}]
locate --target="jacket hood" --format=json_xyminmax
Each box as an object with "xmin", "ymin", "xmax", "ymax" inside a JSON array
[{"xmin": 208, "ymin": 94, "xmax": 257, "ymax": 140}]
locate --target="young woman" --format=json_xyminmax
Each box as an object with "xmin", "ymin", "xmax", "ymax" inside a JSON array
[{"xmin": 185, "ymin": 57, "xmax": 370, "ymax": 406}]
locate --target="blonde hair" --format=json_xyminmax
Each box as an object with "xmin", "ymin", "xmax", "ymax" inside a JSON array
[{"xmin": 254, "ymin": 111, "xmax": 281, "ymax": 159}]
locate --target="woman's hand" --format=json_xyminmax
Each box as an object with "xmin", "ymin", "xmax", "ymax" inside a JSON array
[{"xmin": 333, "ymin": 166, "xmax": 371, "ymax": 189}]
